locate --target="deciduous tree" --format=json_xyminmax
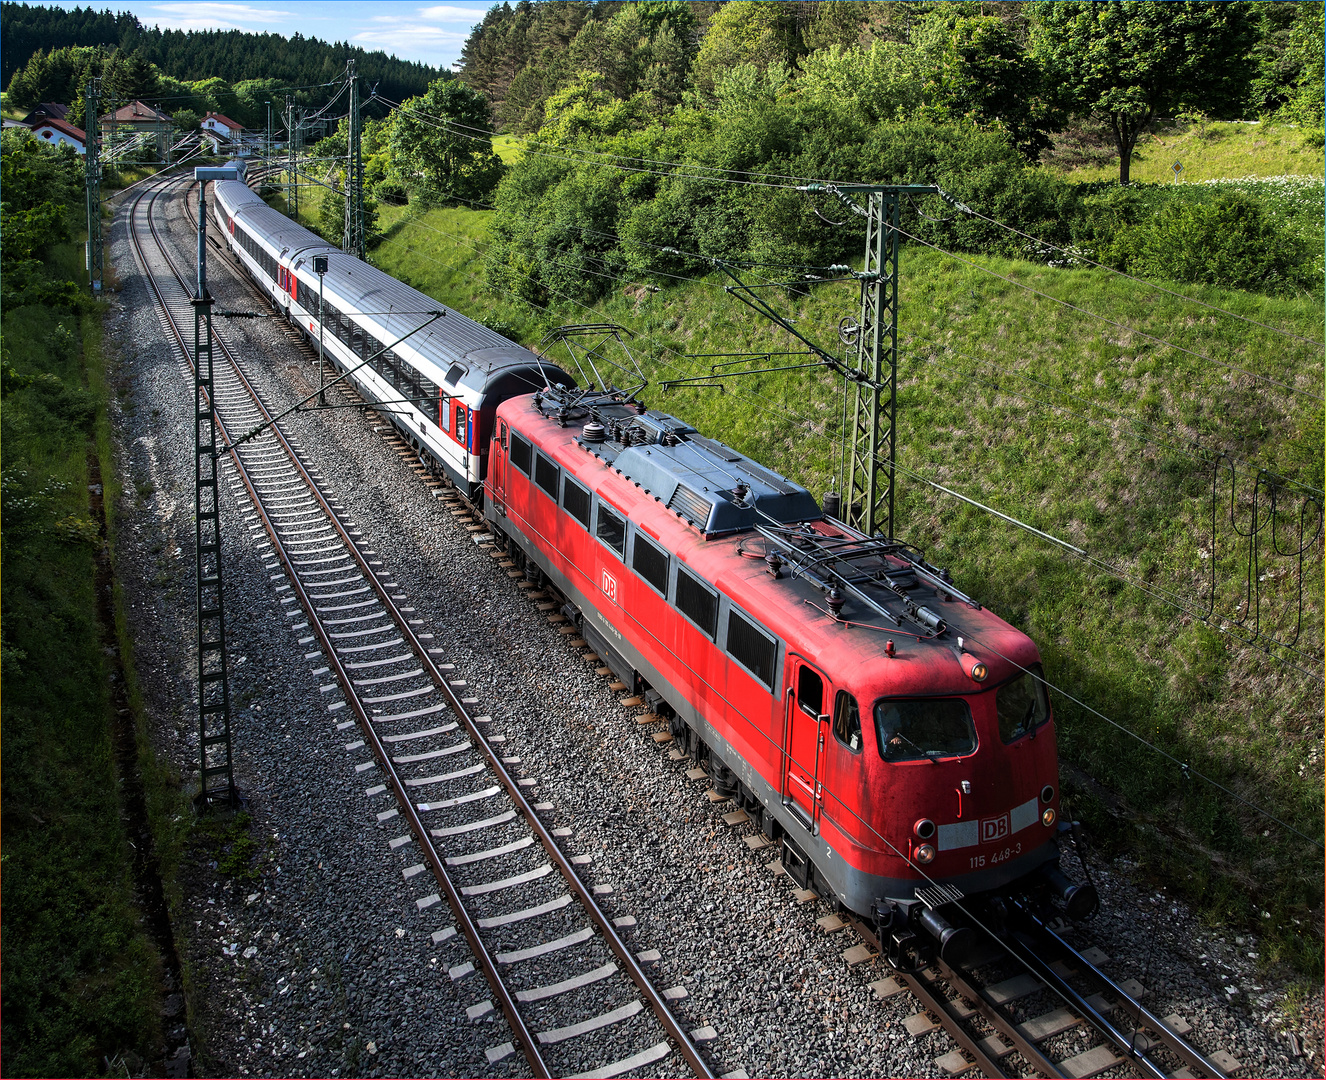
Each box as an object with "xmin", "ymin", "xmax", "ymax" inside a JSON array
[
  {"xmin": 1030, "ymin": 1, "xmax": 1257, "ymax": 183},
  {"xmin": 390, "ymin": 78, "xmax": 504, "ymax": 205}
]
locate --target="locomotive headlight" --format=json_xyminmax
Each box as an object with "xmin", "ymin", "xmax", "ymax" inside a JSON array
[
  {"xmin": 914, "ymin": 844, "xmax": 936, "ymax": 865},
  {"xmin": 914, "ymin": 818, "xmax": 936, "ymax": 840},
  {"xmin": 960, "ymin": 652, "xmax": 987, "ymax": 681},
  {"xmin": 1042, "ymin": 807, "xmax": 1057, "ymax": 828}
]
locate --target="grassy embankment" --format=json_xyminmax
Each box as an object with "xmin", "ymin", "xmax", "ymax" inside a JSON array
[
  {"xmin": 293, "ymin": 128, "xmax": 1325, "ymax": 977},
  {"xmin": 1054, "ymin": 119, "xmax": 1324, "ymax": 183},
  {"xmin": 0, "ymin": 233, "xmax": 193, "ymax": 1074}
]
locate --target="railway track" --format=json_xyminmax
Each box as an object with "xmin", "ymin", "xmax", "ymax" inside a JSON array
[
  {"xmin": 767, "ymin": 874, "xmax": 1243, "ymax": 1080},
  {"xmin": 131, "ymin": 169, "xmax": 726, "ymax": 1080}
]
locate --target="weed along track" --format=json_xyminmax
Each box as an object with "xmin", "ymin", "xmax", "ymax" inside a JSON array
[{"xmin": 131, "ymin": 171, "xmax": 729, "ymax": 1078}]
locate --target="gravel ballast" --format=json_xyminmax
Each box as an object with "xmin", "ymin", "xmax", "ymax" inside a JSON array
[{"xmin": 104, "ymin": 177, "xmax": 1323, "ymax": 1079}]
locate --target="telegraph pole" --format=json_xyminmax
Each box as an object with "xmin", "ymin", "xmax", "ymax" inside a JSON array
[
  {"xmin": 804, "ymin": 183, "xmax": 938, "ymax": 539},
  {"xmin": 342, "ymin": 59, "xmax": 365, "ymax": 259},
  {"xmin": 192, "ymin": 165, "xmax": 242, "ymax": 809},
  {"xmin": 84, "ymin": 79, "xmax": 103, "ymax": 292}
]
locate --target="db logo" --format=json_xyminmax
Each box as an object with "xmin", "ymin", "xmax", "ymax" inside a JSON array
[
  {"xmin": 601, "ymin": 569, "xmax": 619, "ymax": 604},
  {"xmin": 981, "ymin": 814, "xmax": 1010, "ymax": 843}
]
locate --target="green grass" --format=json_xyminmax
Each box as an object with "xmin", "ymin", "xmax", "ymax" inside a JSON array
[
  {"xmin": 1052, "ymin": 119, "xmax": 1324, "ymax": 183},
  {"xmin": 492, "ymin": 133, "xmax": 523, "ymax": 165},
  {"xmin": 1, "ymin": 243, "xmax": 169, "ymax": 1075},
  {"xmin": 345, "ymin": 189, "xmax": 1325, "ymax": 971}
]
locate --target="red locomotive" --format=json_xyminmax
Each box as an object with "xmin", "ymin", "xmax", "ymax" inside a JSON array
[{"xmin": 485, "ymin": 384, "xmax": 1097, "ymax": 966}]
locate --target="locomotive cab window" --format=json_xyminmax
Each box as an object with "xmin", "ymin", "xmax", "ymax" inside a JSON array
[
  {"xmin": 534, "ymin": 452, "xmax": 559, "ymax": 498},
  {"xmin": 675, "ymin": 566, "xmax": 718, "ymax": 639},
  {"xmin": 632, "ymin": 533, "xmax": 669, "ymax": 595},
  {"xmin": 596, "ymin": 504, "xmax": 626, "ymax": 556},
  {"xmin": 797, "ymin": 666, "xmax": 824, "ymax": 717},
  {"xmin": 727, "ymin": 609, "xmax": 777, "ymax": 691},
  {"xmin": 509, "ymin": 432, "xmax": 532, "ymax": 475},
  {"xmin": 833, "ymin": 691, "xmax": 862, "ymax": 753},
  {"xmin": 996, "ymin": 663, "xmax": 1050, "ymax": 743},
  {"xmin": 874, "ymin": 698, "xmax": 976, "ymax": 762},
  {"xmin": 562, "ymin": 476, "xmax": 591, "ymax": 528}
]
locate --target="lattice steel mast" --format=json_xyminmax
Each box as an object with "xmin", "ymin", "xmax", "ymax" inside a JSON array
[
  {"xmin": 84, "ymin": 79, "xmax": 103, "ymax": 292},
  {"xmin": 193, "ymin": 166, "xmax": 243, "ymax": 807},
  {"xmin": 804, "ymin": 183, "xmax": 937, "ymax": 539},
  {"xmin": 285, "ymin": 93, "xmax": 301, "ymax": 218},
  {"xmin": 342, "ymin": 59, "xmax": 365, "ymax": 259}
]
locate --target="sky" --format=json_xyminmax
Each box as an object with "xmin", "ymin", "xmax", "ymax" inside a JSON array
[{"xmin": 44, "ymin": 1, "xmax": 497, "ymax": 70}]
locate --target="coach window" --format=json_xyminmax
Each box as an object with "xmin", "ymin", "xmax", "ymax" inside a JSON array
[
  {"xmin": 832, "ymin": 691, "xmax": 862, "ymax": 753},
  {"xmin": 509, "ymin": 432, "xmax": 532, "ymax": 475},
  {"xmin": 454, "ymin": 402, "xmax": 467, "ymax": 441},
  {"xmin": 534, "ymin": 452, "xmax": 559, "ymax": 498},
  {"xmin": 596, "ymin": 503, "xmax": 626, "ymax": 557},
  {"xmin": 727, "ymin": 609, "xmax": 777, "ymax": 691},
  {"xmin": 797, "ymin": 666, "xmax": 823, "ymax": 717},
  {"xmin": 418, "ymin": 378, "xmax": 439, "ymax": 424},
  {"xmin": 562, "ymin": 476, "xmax": 591, "ymax": 529},
  {"xmin": 675, "ymin": 565, "xmax": 718, "ymax": 640},
  {"xmin": 632, "ymin": 532, "xmax": 669, "ymax": 595}
]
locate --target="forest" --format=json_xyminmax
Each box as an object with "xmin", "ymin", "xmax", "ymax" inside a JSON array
[
  {"xmin": 279, "ymin": 0, "xmax": 1324, "ymax": 307},
  {"xmin": 1, "ymin": 0, "xmax": 440, "ymax": 124}
]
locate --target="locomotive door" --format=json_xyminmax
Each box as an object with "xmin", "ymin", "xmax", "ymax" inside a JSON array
[
  {"xmin": 784, "ymin": 657, "xmax": 830, "ymax": 831},
  {"xmin": 490, "ymin": 419, "xmax": 508, "ymax": 514}
]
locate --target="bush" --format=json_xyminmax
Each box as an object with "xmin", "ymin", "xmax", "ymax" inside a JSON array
[
  {"xmin": 1128, "ymin": 188, "xmax": 1311, "ymax": 293},
  {"xmin": 1082, "ymin": 176, "xmax": 1323, "ymax": 296}
]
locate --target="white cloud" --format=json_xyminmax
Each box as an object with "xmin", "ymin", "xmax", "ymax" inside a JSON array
[
  {"xmin": 146, "ymin": 3, "xmax": 291, "ymax": 31},
  {"xmin": 153, "ymin": 2, "xmax": 290, "ymax": 18},
  {"xmin": 416, "ymin": 5, "xmax": 488, "ymax": 21},
  {"xmin": 353, "ymin": 22, "xmax": 470, "ymax": 50}
]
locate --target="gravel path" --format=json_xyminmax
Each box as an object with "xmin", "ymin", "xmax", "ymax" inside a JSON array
[{"xmin": 104, "ymin": 178, "xmax": 1323, "ymax": 1079}]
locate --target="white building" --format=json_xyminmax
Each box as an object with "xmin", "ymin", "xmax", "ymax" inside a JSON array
[{"xmin": 30, "ymin": 117, "xmax": 87, "ymax": 154}]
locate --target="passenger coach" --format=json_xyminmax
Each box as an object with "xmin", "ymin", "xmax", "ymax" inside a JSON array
[{"xmin": 212, "ymin": 179, "xmax": 569, "ymax": 497}]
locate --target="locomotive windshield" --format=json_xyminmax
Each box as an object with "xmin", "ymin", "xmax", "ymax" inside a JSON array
[
  {"xmin": 874, "ymin": 699, "xmax": 976, "ymax": 761},
  {"xmin": 995, "ymin": 663, "xmax": 1051, "ymax": 743}
]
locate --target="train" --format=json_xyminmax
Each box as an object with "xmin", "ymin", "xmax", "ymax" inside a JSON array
[{"xmin": 211, "ymin": 175, "xmax": 1097, "ymax": 969}]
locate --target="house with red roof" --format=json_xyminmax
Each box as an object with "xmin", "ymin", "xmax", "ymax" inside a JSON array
[{"xmin": 29, "ymin": 116, "xmax": 87, "ymax": 154}]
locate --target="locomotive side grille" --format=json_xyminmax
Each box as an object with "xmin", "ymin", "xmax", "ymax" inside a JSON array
[
  {"xmin": 534, "ymin": 453, "xmax": 559, "ymax": 497},
  {"xmin": 509, "ymin": 433, "xmax": 532, "ymax": 475},
  {"xmin": 676, "ymin": 567, "xmax": 717, "ymax": 639},
  {"xmin": 562, "ymin": 477, "xmax": 591, "ymax": 528},
  {"xmin": 632, "ymin": 534, "xmax": 669, "ymax": 595},
  {"xmin": 667, "ymin": 483, "xmax": 711, "ymax": 528},
  {"xmin": 726, "ymin": 609, "xmax": 777, "ymax": 690}
]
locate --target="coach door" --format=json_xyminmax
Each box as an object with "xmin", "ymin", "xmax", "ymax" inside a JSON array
[{"xmin": 784, "ymin": 656, "xmax": 830, "ymax": 831}]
